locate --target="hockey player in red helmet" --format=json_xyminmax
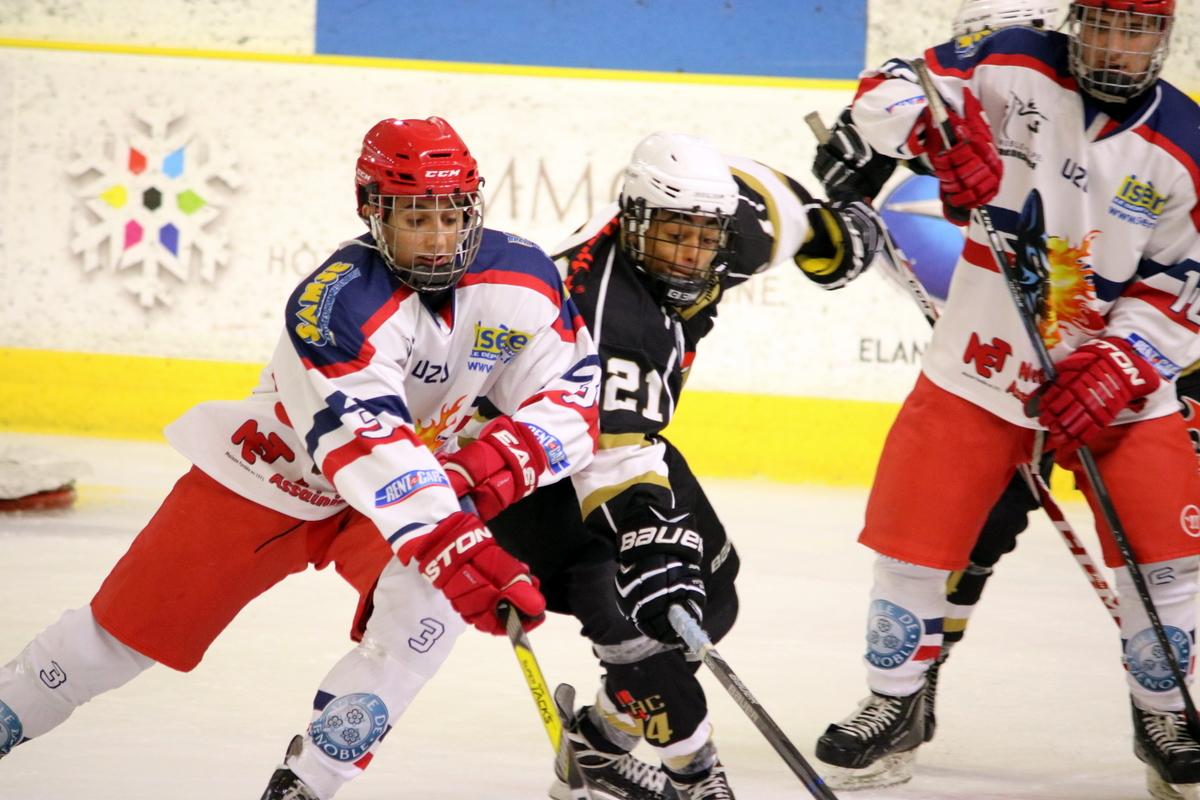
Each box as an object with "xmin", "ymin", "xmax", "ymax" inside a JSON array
[
  {"xmin": 815, "ymin": 0, "xmax": 1200, "ymax": 797},
  {"xmin": 0, "ymin": 117, "xmax": 601, "ymax": 799},
  {"xmin": 1068, "ymin": 0, "xmax": 1175, "ymax": 102},
  {"xmin": 354, "ymin": 116, "xmax": 485, "ymax": 292}
]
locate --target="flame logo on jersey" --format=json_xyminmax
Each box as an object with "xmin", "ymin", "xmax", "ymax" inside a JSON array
[
  {"xmin": 413, "ymin": 396, "xmax": 466, "ymax": 450},
  {"xmin": 1040, "ymin": 231, "xmax": 1105, "ymax": 348}
]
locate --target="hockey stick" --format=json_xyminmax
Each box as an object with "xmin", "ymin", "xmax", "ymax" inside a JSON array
[
  {"xmin": 455, "ymin": 495, "xmax": 593, "ymax": 799},
  {"xmin": 910, "ymin": 57, "xmax": 1199, "ymax": 734},
  {"xmin": 667, "ymin": 605, "xmax": 840, "ymax": 799},
  {"xmin": 497, "ymin": 602, "xmax": 593, "ymax": 799},
  {"xmin": 806, "ymin": 108, "xmax": 1120, "ymax": 625}
]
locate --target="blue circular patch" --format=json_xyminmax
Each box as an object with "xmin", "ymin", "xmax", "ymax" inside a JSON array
[
  {"xmin": 866, "ymin": 599, "xmax": 923, "ymax": 670},
  {"xmin": 1125, "ymin": 626, "xmax": 1192, "ymax": 692},
  {"xmin": 877, "ymin": 173, "xmax": 966, "ymax": 303},
  {"xmin": 0, "ymin": 699, "xmax": 23, "ymax": 754},
  {"xmin": 310, "ymin": 693, "xmax": 389, "ymax": 762}
]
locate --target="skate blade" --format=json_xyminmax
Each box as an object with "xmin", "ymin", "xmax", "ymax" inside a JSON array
[
  {"xmin": 1147, "ymin": 766, "xmax": 1200, "ymax": 800},
  {"xmin": 547, "ymin": 778, "xmax": 615, "ymax": 800},
  {"xmin": 822, "ymin": 750, "xmax": 916, "ymax": 790}
]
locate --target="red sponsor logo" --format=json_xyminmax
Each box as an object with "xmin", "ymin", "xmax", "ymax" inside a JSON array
[
  {"xmin": 1017, "ymin": 361, "xmax": 1046, "ymax": 384},
  {"xmin": 231, "ymin": 420, "xmax": 295, "ymax": 465},
  {"xmin": 268, "ymin": 474, "xmax": 343, "ymax": 508},
  {"xmin": 963, "ymin": 332, "xmax": 1013, "ymax": 378},
  {"xmin": 1181, "ymin": 504, "xmax": 1200, "ymax": 538}
]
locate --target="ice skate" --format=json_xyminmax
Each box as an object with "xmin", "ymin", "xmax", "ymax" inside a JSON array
[
  {"xmin": 1133, "ymin": 701, "xmax": 1200, "ymax": 800},
  {"xmin": 548, "ymin": 685, "xmax": 677, "ymax": 800},
  {"xmin": 260, "ymin": 735, "xmax": 320, "ymax": 800},
  {"xmin": 922, "ymin": 653, "xmax": 946, "ymax": 743},
  {"xmin": 816, "ymin": 690, "xmax": 925, "ymax": 789},
  {"xmin": 666, "ymin": 762, "xmax": 735, "ymax": 799}
]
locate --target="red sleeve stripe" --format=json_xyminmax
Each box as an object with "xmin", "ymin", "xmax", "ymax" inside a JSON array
[
  {"xmin": 320, "ymin": 426, "xmax": 422, "ymax": 483},
  {"xmin": 517, "ymin": 390, "xmax": 600, "ymax": 441},
  {"xmin": 1133, "ymin": 125, "xmax": 1200, "ymax": 232},
  {"xmin": 1124, "ymin": 282, "xmax": 1200, "ymax": 334},
  {"xmin": 854, "ymin": 73, "xmax": 890, "ymax": 102}
]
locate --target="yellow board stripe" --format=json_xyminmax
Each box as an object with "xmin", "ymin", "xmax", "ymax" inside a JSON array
[
  {"xmin": 0, "ymin": 347, "xmax": 1085, "ymax": 497},
  {"xmin": 0, "ymin": 37, "xmax": 858, "ymax": 90}
]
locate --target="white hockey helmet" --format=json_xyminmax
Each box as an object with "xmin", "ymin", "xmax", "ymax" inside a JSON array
[
  {"xmin": 952, "ymin": 0, "xmax": 1061, "ymax": 37},
  {"xmin": 618, "ymin": 132, "xmax": 739, "ymax": 307}
]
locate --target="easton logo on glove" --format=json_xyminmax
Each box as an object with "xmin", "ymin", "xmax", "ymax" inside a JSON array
[
  {"xmin": 420, "ymin": 524, "xmax": 493, "ymax": 582},
  {"xmin": 619, "ymin": 525, "xmax": 704, "ymax": 555}
]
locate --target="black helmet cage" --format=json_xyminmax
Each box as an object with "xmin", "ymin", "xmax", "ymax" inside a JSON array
[{"xmin": 619, "ymin": 196, "xmax": 737, "ymax": 307}]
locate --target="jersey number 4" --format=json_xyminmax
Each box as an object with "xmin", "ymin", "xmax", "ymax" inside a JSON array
[{"xmin": 604, "ymin": 357, "xmax": 666, "ymax": 422}]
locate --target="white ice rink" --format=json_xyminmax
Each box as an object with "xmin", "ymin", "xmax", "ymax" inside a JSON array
[{"xmin": 0, "ymin": 432, "xmax": 1166, "ymax": 799}]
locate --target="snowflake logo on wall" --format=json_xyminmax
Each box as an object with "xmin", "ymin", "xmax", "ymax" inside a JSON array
[{"xmin": 67, "ymin": 107, "xmax": 241, "ymax": 308}]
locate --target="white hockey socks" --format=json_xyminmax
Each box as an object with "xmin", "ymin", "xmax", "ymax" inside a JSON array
[
  {"xmin": 1117, "ymin": 556, "xmax": 1199, "ymax": 712},
  {"xmin": 865, "ymin": 556, "xmax": 951, "ymax": 698},
  {"xmin": 0, "ymin": 606, "xmax": 153, "ymax": 751},
  {"xmin": 287, "ymin": 560, "xmax": 466, "ymax": 799}
]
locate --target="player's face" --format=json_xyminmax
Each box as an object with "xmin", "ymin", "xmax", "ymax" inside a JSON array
[
  {"xmin": 381, "ymin": 195, "xmax": 471, "ymax": 270},
  {"xmin": 1075, "ymin": 8, "xmax": 1167, "ymax": 77},
  {"xmin": 641, "ymin": 210, "xmax": 723, "ymax": 279}
]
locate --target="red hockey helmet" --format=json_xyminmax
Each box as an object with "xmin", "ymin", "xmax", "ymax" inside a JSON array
[
  {"xmin": 1068, "ymin": 0, "xmax": 1175, "ymax": 102},
  {"xmin": 355, "ymin": 117, "xmax": 484, "ymax": 292}
]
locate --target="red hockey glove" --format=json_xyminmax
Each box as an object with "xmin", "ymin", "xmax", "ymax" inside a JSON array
[
  {"xmin": 916, "ymin": 89, "xmax": 1002, "ymax": 218},
  {"xmin": 1033, "ymin": 337, "xmax": 1160, "ymax": 453},
  {"xmin": 439, "ymin": 417, "xmax": 549, "ymax": 521},
  {"xmin": 397, "ymin": 511, "xmax": 545, "ymax": 635}
]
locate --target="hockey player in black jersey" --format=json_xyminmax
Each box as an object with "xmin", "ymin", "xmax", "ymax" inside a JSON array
[{"xmin": 478, "ymin": 131, "xmax": 881, "ymax": 800}]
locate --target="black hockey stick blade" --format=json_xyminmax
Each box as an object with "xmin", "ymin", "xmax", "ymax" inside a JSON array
[
  {"xmin": 667, "ymin": 606, "xmax": 840, "ymax": 799},
  {"xmin": 1013, "ymin": 189, "xmax": 1051, "ymax": 331}
]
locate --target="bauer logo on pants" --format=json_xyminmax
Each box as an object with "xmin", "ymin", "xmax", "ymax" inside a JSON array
[
  {"xmin": 866, "ymin": 599, "xmax": 922, "ymax": 669},
  {"xmin": 309, "ymin": 693, "xmax": 389, "ymax": 762},
  {"xmin": 1123, "ymin": 627, "xmax": 1193, "ymax": 692},
  {"xmin": 0, "ymin": 699, "xmax": 23, "ymax": 754}
]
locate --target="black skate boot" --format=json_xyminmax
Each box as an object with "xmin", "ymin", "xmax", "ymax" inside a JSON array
[
  {"xmin": 1133, "ymin": 701, "xmax": 1200, "ymax": 800},
  {"xmin": 260, "ymin": 735, "xmax": 320, "ymax": 800},
  {"xmin": 548, "ymin": 690, "xmax": 677, "ymax": 800},
  {"xmin": 665, "ymin": 762, "xmax": 735, "ymax": 799},
  {"xmin": 922, "ymin": 652, "xmax": 947, "ymax": 744},
  {"xmin": 816, "ymin": 690, "xmax": 926, "ymax": 790}
]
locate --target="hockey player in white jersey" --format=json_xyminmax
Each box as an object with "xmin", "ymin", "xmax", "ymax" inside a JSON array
[
  {"xmin": 814, "ymin": 1, "xmax": 1200, "ymax": 797},
  {"xmin": 811, "ymin": 0, "xmax": 1062, "ymax": 788},
  {"xmin": 482, "ymin": 132, "xmax": 882, "ymax": 800},
  {"xmin": 0, "ymin": 116, "xmax": 601, "ymax": 799}
]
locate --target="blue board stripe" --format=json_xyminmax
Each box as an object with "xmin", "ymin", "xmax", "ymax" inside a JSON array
[{"xmin": 315, "ymin": 0, "xmax": 867, "ymax": 80}]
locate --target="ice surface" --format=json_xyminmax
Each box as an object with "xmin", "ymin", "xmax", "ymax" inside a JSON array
[{"xmin": 0, "ymin": 432, "xmax": 1156, "ymax": 799}]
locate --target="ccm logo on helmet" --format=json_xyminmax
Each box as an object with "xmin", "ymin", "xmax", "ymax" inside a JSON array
[
  {"xmin": 620, "ymin": 526, "xmax": 703, "ymax": 554},
  {"xmin": 423, "ymin": 526, "xmax": 492, "ymax": 581},
  {"xmin": 425, "ymin": 169, "xmax": 462, "ymax": 178},
  {"xmin": 1097, "ymin": 340, "xmax": 1148, "ymax": 386}
]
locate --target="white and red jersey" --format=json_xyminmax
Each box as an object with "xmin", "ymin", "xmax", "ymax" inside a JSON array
[
  {"xmin": 853, "ymin": 28, "xmax": 1200, "ymax": 427},
  {"xmin": 166, "ymin": 229, "xmax": 600, "ymax": 549}
]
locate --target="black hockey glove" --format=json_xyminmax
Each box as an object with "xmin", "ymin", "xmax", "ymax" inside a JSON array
[
  {"xmin": 813, "ymin": 107, "xmax": 897, "ymax": 202},
  {"xmin": 614, "ymin": 517, "xmax": 706, "ymax": 645}
]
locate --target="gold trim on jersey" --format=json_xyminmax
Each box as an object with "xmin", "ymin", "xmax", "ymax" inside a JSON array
[
  {"xmin": 730, "ymin": 167, "xmax": 783, "ymax": 266},
  {"xmin": 580, "ymin": 471, "xmax": 672, "ymax": 521},
  {"xmin": 598, "ymin": 433, "xmax": 654, "ymax": 450}
]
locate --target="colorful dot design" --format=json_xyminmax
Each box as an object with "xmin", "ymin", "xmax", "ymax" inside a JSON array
[{"xmin": 98, "ymin": 145, "xmax": 208, "ymax": 256}]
